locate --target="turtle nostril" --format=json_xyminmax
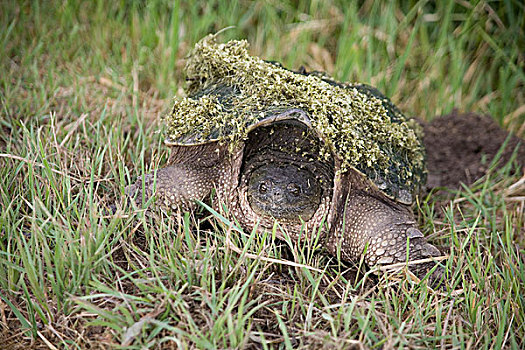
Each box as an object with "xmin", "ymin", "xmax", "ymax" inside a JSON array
[
  {"xmin": 259, "ymin": 182, "xmax": 268, "ymax": 194},
  {"xmin": 271, "ymin": 190, "xmax": 285, "ymax": 203}
]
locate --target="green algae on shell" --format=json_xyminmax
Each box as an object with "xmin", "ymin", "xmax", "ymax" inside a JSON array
[{"xmin": 164, "ymin": 34, "xmax": 426, "ymax": 204}]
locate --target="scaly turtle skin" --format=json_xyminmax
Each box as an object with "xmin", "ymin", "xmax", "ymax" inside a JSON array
[{"xmin": 125, "ymin": 36, "xmax": 443, "ymax": 281}]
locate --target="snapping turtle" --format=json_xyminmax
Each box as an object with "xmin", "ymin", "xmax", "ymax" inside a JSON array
[{"xmin": 126, "ymin": 36, "xmax": 443, "ymax": 280}]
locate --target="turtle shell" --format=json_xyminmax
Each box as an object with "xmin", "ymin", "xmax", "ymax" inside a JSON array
[{"xmin": 164, "ymin": 36, "xmax": 426, "ymax": 205}]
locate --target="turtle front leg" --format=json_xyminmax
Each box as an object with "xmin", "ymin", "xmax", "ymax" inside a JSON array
[
  {"xmin": 327, "ymin": 191, "xmax": 443, "ymax": 281},
  {"xmin": 125, "ymin": 164, "xmax": 219, "ymax": 211},
  {"xmin": 125, "ymin": 143, "xmax": 235, "ymax": 211}
]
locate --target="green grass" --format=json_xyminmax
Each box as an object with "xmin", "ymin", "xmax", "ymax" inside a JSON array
[{"xmin": 1, "ymin": 0, "xmax": 524, "ymax": 348}]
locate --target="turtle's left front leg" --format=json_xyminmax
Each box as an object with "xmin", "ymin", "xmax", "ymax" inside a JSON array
[{"xmin": 327, "ymin": 191, "xmax": 443, "ymax": 282}]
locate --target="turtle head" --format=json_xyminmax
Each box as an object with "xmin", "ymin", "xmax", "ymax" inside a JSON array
[
  {"xmin": 247, "ymin": 163, "xmax": 322, "ymax": 223},
  {"xmin": 238, "ymin": 116, "xmax": 335, "ymax": 236}
]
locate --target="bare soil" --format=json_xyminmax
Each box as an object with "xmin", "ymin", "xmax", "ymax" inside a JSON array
[{"xmin": 421, "ymin": 111, "xmax": 524, "ymax": 190}]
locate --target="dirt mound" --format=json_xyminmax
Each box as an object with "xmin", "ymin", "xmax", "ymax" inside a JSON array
[{"xmin": 421, "ymin": 111, "xmax": 524, "ymax": 189}]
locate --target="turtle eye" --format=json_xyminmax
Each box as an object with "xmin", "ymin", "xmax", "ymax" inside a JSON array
[
  {"xmin": 287, "ymin": 183, "xmax": 300, "ymax": 196},
  {"xmin": 259, "ymin": 182, "xmax": 268, "ymax": 194}
]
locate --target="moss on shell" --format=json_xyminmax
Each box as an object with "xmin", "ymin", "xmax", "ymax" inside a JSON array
[{"xmin": 165, "ymin": 34, "xmax": 426, "ymax": 202}]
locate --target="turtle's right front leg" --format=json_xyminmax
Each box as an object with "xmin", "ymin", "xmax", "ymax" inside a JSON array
[
  {"xmin": 125, "ymin": 164, "xmax": 219, "ymax": 211},
  {"xmin": 125, "ymin": 143, "xmax": 239, "ymax": 211}
]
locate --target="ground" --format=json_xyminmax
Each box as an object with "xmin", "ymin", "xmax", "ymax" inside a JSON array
[
  {"xmin": 1, "ymin": 114, "xmax": 522, "ymax": 349},
  {"xmin": 423, "ymin": 112, "xmax": 524, "ymax": 190}
]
